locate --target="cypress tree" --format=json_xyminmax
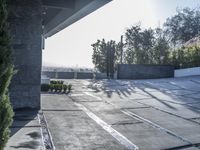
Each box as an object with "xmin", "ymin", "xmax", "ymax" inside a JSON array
[{"xmin": 0, "ymin": 0, "xmax": 14, "ymax": 149}]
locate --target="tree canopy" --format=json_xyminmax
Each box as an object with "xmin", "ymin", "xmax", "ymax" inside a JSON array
[
  {"xmin": 91, "ymin": 7, "xmax": 200, "ymax": 72},
  {"xmin": 164, "ymin": 7, "xmax": 200, "ymax": 46},
  {"xmin": 124, "ymin": 25, "xmax": 169, "ymax": 65},
  {"xmin": 91, "ymin": 39, "xmax": 121, "ymax": 77},
  {"xmin": 0, "ymin": 0, "xmax": 14, "ymax": 149}
]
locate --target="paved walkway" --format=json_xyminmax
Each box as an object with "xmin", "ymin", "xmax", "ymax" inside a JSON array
[
  {"xmin": 41, "ymin": 76, "xmax": 200, "ymax": 150},
  {"xmin": 5, "ymin": 109, "xmax": 43, "ymax": 150}
]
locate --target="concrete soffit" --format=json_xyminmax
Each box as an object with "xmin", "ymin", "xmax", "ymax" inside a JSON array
[{"xmin": 42, "ymin": 0, "xmax": 112, "ymax": 39}]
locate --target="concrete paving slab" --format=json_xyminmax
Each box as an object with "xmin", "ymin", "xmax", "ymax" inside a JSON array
[
  {"xmin": 41, "ymin": 77, "xmax": 200, "ymax": 150},
  {"xmin": 12, "ymin": 110, "xmax": 39, "ymax": 127},
  {"xmin": 80, "ymin": 101, "xmax": 117, "ymax": 112},
  {"xmin": 188, "ymin": 103, "xmax": 200, "ymax": 109},
  {"xmin": 43, "ymin": 111, "xmax": 127, "ymax": 150},
  {"xmin": 128, "ymin": 92, "xmax": 153, "ymax": 100},
  {"xmin": 147, "ymin": 90, "xmax": 199, "ymax": 104},
  {"xmin": 129, "ymin": 107, "xmax": 200, "ymax": 144},
  {"xmin": 145, "ymin": 82, "xmax": 182, "ymax": 91},
  {"xmin": 191, "ymin": 118, "xmax": 200, "ymax": 124},
  {"xmin": 169, "ymin": 80, "xmax": 200, "ymax": 91},
  {"xmin": 6, "ymin": 109, "xmax": 43, "ymax": 150},
  {"xmin": 100, "ymin": 91, "xmax": 152, "ymax": 103},
  {"xmin": 41, "ymin": 94, "xmax": 80, "ymax": 110},
  {"xmin": 185, "ymin": 93, "xmax": 200, "ymax": 100},
  {"xmin": 5, "ymin": 127, "xmax": 43, "ymax": 150},
  {"xmin": 182, "ymin": 147, "xmax": 200, "ymax": 150},
  {"xmin": 112, "ymin": 122, "xmax": 187, "ymax": 150},
  {"xmin": 132, "ymin": 83, "xmax": 159, "ymax": 92},
  {"xmin": 92, "ymin": 109, "xmax": 142, "ymax": 125},
  {"xmin": 70, "ymin": 94, "xmax": 102, "ymax": 102},
  {"xmin": 12, "ymin": 119, "xmax": 39, "ymax": 127},
  {"xmin": 164, "ymin": 89, "xmax": 199, "ymax": 96},
  {"xmin": 108, "ymin": 100, "xmax": 149, "ymax": 109},
  {"xmin": 138, "ymin": 99, "xmax": 200, "ymax": 119}
]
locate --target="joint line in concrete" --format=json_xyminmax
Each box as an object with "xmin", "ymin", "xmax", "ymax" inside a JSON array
[{"xmin": 73, "ymin": 101, "xmax": 139, "ymax": 150}]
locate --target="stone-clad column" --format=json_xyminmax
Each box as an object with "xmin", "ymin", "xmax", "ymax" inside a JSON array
[{"xmin": 8, "ymin": 0, "xmax": 42, "ymax": 109}]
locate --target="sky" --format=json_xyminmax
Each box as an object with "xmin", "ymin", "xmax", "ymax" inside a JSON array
[{"xmin": 43, "ymin": 0, "xmax": 200, "ymax": 68}]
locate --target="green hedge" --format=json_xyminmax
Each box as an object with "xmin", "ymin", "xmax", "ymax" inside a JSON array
[
  {"xmin": 169, "ymin": 46, "xmax": 200, "ymax": 69},
  {"xmin": 0, "ymin": 0, "xmax": 14, "ymax": 149},
  {"xmin": 41, "ymin": 80, "xmax": 72, "ymax": 93}
]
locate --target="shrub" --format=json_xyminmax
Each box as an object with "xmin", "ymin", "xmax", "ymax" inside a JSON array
[
  {"xmin": 58, "ymin": 80, "xmax": 64, "ymax": 84},
  {"xmin": 49, "ymin": 84, "xmax": 54, "ymax": 92},
  {"xmin": 169, "ymin": 46, "xmax": 200, "ymax": 69},
  {"xmin": 50, "ymin": 80, "xmax": 57, "ymax": 84},
  {"xmin": 54, "ymin": 84, "xmax": 58, "ymax": 92},
  {"xmin": 57, "ymin": 84, "xmax": 62, "ymax": 92},
  {"xmin": 0, "ymin": 0, "xmax": 14, "ymax": 149},
  {"xmin": 42, "ymin": 81, "xmax": 72, "ymax": 94},
  {"xmin": 41, "ymin": 84, "xmax": 50, "ymax": 92},
  {"xmin": 50, "ymin": 80, "xmax": 64, "ymax": 85},
  {"xmin": 68, "ymin": 84, "xmax": 72, "ymax": 92},
  {"xmin": 62, "ymin": 84, "xmax": 68, "ymax": 93}
]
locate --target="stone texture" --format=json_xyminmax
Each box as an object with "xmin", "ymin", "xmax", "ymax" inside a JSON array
[{"xmin": 8, "ymin": 0, "xmax": 42, "ymax": 109}]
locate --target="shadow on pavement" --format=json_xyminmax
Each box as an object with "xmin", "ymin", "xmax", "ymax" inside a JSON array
[{"xmin": 5, "ymin": 108, "xmax": 42, "ymax": 150}]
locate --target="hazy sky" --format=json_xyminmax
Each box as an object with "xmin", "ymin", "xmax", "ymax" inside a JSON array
[{"xmin": 43, "ymin": 0, "xmax": 200, "ymax": 68}]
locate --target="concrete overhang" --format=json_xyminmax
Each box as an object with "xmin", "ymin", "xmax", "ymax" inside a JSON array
[{"xmin": 42, "ymin": 0, "xmax": 112, "ymax": 38}]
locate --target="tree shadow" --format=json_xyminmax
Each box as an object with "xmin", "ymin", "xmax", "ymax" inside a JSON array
[{"xmin": 87, "ymin": 77, "xmax": 200, "ymax": 113}]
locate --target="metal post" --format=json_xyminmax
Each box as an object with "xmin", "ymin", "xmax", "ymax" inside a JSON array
[{"xmin": 120, "ymin": 35, "xmax": 123, "ymax": 64}]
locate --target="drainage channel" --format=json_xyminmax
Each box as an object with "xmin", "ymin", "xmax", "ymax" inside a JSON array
[
  {"xmin": 38, "ymin": 112, "xmax": 55, "ymax": 150},
  {"xmin": 70, "ymin": 98, "xmax": 139, "ymax": 150}
]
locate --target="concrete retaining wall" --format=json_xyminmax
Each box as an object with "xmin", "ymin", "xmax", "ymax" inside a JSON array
[
  {"xmin": 94, "ymin": 73, "xmax": 107, "ymax": 79},
  {"xmin": 175, "ymin": 67, "xmax": 200, "ymax": 77},
  {"xmin": 57, "ymin": 72, "xmax": 74, "ymax": 79},
  {"xmin": 94, "ymin": 73, "xmax": 117, "ymax": 79},
  {"xmin": 77, "ymin": 72, "xmax": 93, "ymax": 79},
  {"xmin": 42, "ymin": 71, "xmax": 56, "ymax": 78},
  {"xmin": 42, "ymin": 71, "xmax": 74, "ymax": 79},
  {"xmin": 117, "ymin": 64, "xmax": 174, "ymax": 79},
  {"xmin": 42, "ymin": 71, "xmax": 94, "ymax": 79}
]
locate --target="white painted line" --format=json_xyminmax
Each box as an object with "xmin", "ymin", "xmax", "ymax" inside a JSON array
[
  {"xmin": 70, "ymin": 93, "xmax": 85, "ymax": 97},
  {"xmin": 74, "ymin": 102, "xmax": 139, "ymax": 150},
  {"xmin": 84, "ymin": 92, "xmax": 102, "ymax": 101},
  {"xmin": 82, "ymin": 92, "xmax": 192, "ymax": 145}
]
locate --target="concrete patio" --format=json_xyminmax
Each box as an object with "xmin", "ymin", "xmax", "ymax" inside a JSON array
[{"xmin": 6, "ymin": 76, "xmax": 200, "ymax": 150}]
